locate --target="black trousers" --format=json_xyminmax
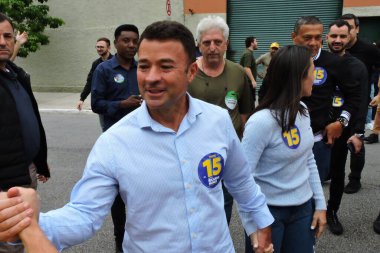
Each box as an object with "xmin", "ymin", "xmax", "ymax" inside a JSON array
[
  {"xmin": 348, "ymin": 145, "xmax": 366, "ymax": 182},
  {"xmin": 111, "ymin": 193, "xmax": 126, "ymax": 250},
  {"xmin": 328, "ymin": 128, "xmax": 350, "ymax": 211},
  {"xmin": 328, "ymin": 128, "xmax": 365, "ymax": 211}
]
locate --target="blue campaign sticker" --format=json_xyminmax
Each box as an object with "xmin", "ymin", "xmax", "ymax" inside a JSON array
[
  {"xmin": 198, "ymin": 152, "xmax": 224, "ymax": 188},
  {"xmin": 282, "ymin": 125, "xmax": 301, "ymax": 149},
  {"xmin": 313, "ymin": 67, "xmax": 327, "ymax": 86},
  {"xmin": 114, "ymin": 74, "xmax": 125, "ymax": 84}
]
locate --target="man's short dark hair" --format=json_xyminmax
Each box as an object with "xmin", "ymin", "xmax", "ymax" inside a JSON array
[
  {"xmin": 245, "ymin": 36, "xmax": 256, "ymax": 48},
  {"xmin": 328, "ymin": 19, "xmax": 351, "ymax": 33},
  {"xmin": 137, "ymin": 21, "xmax": 196, "ymax": 64},
  {"xmin": 294, "ymin": 16, "xmax": 323, "ymax": 34},
  {"xmin": 97, "ymin": 37, "xmax": 111, "ymax": 46},
  {"xmin": 114, "ymin": 24, "xmax": 139, "ymax": 40},
  {"xmin": 341, "ymin": 13, "xmax": 360, "ymax": 27},
  {"xmin": 0, "ymin": 12, "xmax": 14, "ymax": 30}
]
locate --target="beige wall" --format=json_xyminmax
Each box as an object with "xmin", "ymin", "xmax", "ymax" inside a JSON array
[
  {"xmin": 15, "ymin": 0, "xmax": 184, "ymax": 91},
  {"xmin": 343, "ymin": 0, "xmax": 380, "ymax": 16}
]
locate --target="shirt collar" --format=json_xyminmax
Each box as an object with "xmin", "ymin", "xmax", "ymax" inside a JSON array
[
  {"xmin": 136, "ymin": 93, "xmax": 202, "ymax": 132},
  {"xmin": 111, "ymin": 54, "xmax": 137, "ymax": 69},
  {"xmin": 312, "ymin": 47, "xmax": 322, "ymax": 61}
]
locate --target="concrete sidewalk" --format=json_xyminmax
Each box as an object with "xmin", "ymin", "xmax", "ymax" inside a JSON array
[{"xmin": 34, "ymin": 92, "xmax": 93, "ymax": 112}]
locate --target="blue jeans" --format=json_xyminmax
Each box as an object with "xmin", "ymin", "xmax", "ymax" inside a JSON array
[
  {"xmin": 270, "ymin": 199, "xmax": 315, "ymax": 253},
  {"xmin": 313, "ymin": 140, "xmax": 331, "ymax": 182},
  {"xmin": 244, "ymin": 199, "xmax": 315, "ymax": 253}
]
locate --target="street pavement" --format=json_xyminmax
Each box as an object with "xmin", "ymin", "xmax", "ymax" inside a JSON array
[{"xmin": 34, "ymin": 92, "xmax": 379, "ymax": 252}]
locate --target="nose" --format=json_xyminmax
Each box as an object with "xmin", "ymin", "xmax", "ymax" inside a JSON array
[
  {"xmin": 209, "ymin": 41, "xmax": 217, "ymax": 51},
  {"xmin": 0, "ymin": 35, "xmax": 6, "ymax": 45},
  {"xmin": 335, "ymin": 36, "xmax": 342, "ymax": 43},
  {"xmin": 127, "ymin": 41, "xmax": 137, "ymax": 48},
  {"xmin": 145, "ymin": 66, "xmax": 160, "ymax": 83}
]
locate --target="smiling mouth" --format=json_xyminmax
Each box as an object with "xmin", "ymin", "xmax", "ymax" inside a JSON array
[{"xmin": 146, "ymin": 88, "xmax": 165, "ymax": 95}]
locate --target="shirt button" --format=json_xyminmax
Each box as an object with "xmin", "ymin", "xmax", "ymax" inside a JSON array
[
  {"xmin": 185, "ymin": 183, "xmax": 192, "ymax": 189},
  {"xmin": 191, "ymin": 233, "xmax": 197, "ymax": 239},
  {"xmin": 189, "ymin": 208, "xmax": 195, "ymax": 214}
]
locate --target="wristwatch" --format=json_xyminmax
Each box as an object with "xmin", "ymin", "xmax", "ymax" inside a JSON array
[
  {"xmin": 354, "ymin": 133, "xmax": 364, "ymax": 140},
  {"xmin": 337, "ymin": 117, "xmax": 348, "ymax": 128}
]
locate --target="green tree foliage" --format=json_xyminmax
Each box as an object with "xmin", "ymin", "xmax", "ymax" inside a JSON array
[{"xmin": 0, "ymin": 0, "xmax": 64, "ymax": 57}]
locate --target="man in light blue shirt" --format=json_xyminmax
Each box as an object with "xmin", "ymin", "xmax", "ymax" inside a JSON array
[{"xmin": 0, "ymin": 21, "xmax": 274, "ymax": 253}]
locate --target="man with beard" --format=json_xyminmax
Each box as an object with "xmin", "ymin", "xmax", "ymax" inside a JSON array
[
  {"xmin": 325, "ymin": 19, "xmax": 368, "ymax": 235},
  {"xmin": 341, "ymin": 13, "xmax": 380, "ymax": 193},
  {"xmin": 91, "ymin": 24, "xmax": 142, "ymax": 253},
  {"xmin": 77, "ymin": 37, "xmax": 113, "ymax": 129},
  {"xmin": 289, "ymin": 16, "xmax": 361, "ymax": 184},
  {"xmin": 240, "ymin": 36, "xmax": 258, "ymax": 101},
  {"xmin": 187, "ymin": 15, "xmax": 254, "ymax": 227}
]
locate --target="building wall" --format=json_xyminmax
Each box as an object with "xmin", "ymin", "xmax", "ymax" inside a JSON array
[
  {"xmin": 15, "ymin": 0, "xmax": 184, "ymax": 91},
  {"xmin": 343, "ymin": 0, "xmax": 380, "ymax": 16},
  {"xmin": 183, "ymin": 0, "xmax": 227, "ymax": 39}
]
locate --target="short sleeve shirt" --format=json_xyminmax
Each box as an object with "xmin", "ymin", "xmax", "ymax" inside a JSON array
[
  {"xmin": 188, "ymin": 60, "xmax": 254, "ymax": 138},
  {"xmin": 240, "ymin": 48, "xmax": 257, "ymax": 80}
]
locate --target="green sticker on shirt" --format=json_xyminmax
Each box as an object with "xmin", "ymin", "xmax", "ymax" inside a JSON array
[{"xmin": 225, "ymin": 90, "xmax": 238, "ymax": 110}]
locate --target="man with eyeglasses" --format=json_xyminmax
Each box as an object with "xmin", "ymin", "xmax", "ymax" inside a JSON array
[
  {"xmin": 76, "ymin": 37, "xmax": 113, "ymax": 129},
  {"xmin": 188, "ymin": 15, "xmax": 254, "ymax": 230}
]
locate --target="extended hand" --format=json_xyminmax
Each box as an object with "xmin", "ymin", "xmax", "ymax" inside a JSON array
[
  {"xmin": 0, "ymin": 188, "xmax": 34, "ymax": 242},
  {"xmin": 16, "ymin": 31, "xmax": 29, "ymax": 45}
]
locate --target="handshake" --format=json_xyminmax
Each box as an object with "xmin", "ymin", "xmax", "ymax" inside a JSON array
[{"xmin": 0, "ymin": 187, "xmax": 57, "ymax": 253}]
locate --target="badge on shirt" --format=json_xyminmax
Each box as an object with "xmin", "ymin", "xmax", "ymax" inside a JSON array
[
  {"xmin": 198, "ymin": 152, "xmax": 224, "ymax": 188},
  {"xmin": 282, "ymin": 126, "xmax": 301, "ymax": 149},
  {"xmin": 313, "ymin": 67, "xmax": 327, "ymax": 86},
  {"xmin": 114, "ymin": 74, "xmax": 125, "ymax": 84},
  {"xmin": 332, "ymin": 96, "xmax": 344, "ymax": 107},
  {"xmin": 225, "ymin": 91, "xmax": 238, "ymax": 110}
]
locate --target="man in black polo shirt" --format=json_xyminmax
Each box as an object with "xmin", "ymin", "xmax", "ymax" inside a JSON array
[
  {"xmin": 290, "ymin": 16, "xmax": 361, "ymax": 183},
  {"xmin": 0, "ymin": 12, "xmax": 50, "ymax": 253},
  {"xmin": 341, "ymin": 13, "xmax": 380, "ymax": 193},
  {"xmin": 325, "ymin": 19, "xmax": 368, "ymax": 235}
]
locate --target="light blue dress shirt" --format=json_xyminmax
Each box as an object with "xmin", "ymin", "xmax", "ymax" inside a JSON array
[{"xmin": 40, "ymin": 95, "xmax": 273, "ymax": 252}]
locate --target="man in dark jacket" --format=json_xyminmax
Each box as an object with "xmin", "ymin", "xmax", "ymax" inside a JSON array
[
  {"xmin": 325, "ymin": 19, "xmax": 368, "ymax": 236},
  {"xmin": 290, "ymin": 16, "xmax": 361, "ymax": 183},
  {"xmin": 76, "ymin": 37, "xmax": 113, "ymax": 129},
  {"xmin": 0, "ymin": 12, "xmax": 50, "ymax": 252},
  {"xmin": 341, "ymin": 13, "xmax": 380, "ymax": 193}
]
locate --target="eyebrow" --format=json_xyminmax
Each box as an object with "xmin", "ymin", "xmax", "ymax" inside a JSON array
[{"xmin": 138, "ymin": 58, "xmax": 175, "ymax": 64}]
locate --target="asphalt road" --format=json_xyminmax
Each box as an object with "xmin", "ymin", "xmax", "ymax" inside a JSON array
[{"xmin": 38, "ymin": 112, "xmax": 380, "ymax": 253}]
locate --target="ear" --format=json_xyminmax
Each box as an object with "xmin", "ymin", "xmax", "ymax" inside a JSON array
[
  {"xmin": 325, "ymin": 34, "xmax": 329, "ymax": 41},
  {"xmin": 291, "ymin": 32, "xmax": 296, "ymax": 44},
  {"xmin": 187, "ymin": 61, "xmax": 198, "ymax": 83}
]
